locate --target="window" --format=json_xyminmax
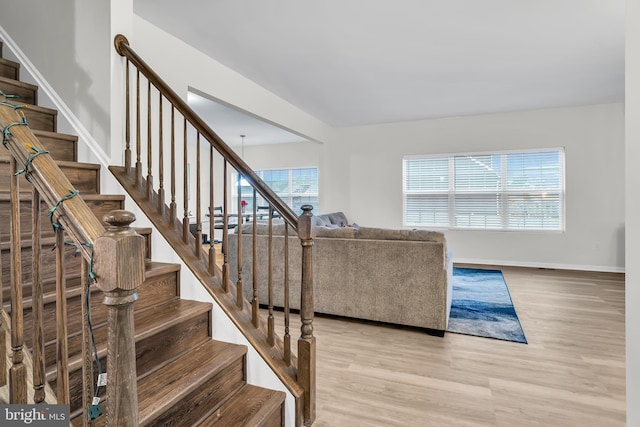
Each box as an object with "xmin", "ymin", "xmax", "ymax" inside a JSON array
[
  {"xmin": 234, "ymin": 167, "xmax": 319, "ymax": 214},
  {"xmin": 403, "ymin": 149, "xmax": 564, "ymax": 231}
]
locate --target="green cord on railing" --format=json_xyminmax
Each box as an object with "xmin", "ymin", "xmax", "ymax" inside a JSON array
[
  {"xmin": 14, "ymin": 144, "xmax": 50, "ymax": 182},
  {"xmin": 2, "ymin": 108, "xmax": 28, "ymax": 148},
  {"xmin": 1, "ymin": 90, "xmax": 27, "ymax": 148},
  {"xmin": 48, "ymin": 188, "xmax": 80, "ymax": 232},
  {"xmin": 83, "ymin": 243, "xmax": 104, "ymax": 410},
  {"xmin": 61, "ymin": 239, "xmax": 103, "ymax": 419}
]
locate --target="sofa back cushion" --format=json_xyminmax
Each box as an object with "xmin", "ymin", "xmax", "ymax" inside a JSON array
[
  {"xmin": 356, "ymin": 227, "xmax": 445, "ymax": 243},
  {"xmin": 314, "ymin": 212, "xmax": 349, "ymax": 227}
]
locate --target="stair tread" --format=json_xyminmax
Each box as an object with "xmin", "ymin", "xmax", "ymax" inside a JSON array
[
  {"xmin": 138, "ymin": 339, "xmax": 247, "ymax": 424},
  {"xmin": 0, "ymin": 57, "xmax": 19, "ymax": 68},
  {"xmin": 197, "ymin": 384, "xmax": 285, "ymax": 427},
  {"xmin": 0, "ymin": 192, "xmax": 121, "ymax": 201},
  {"xmin": 31, "ymin": 129, "xmax": 77, "ymax": 141},
  {"xmin": 0, "ymin": 157, "xmax": 100, "ymax": 169},
  {"xmin": 0, "ymin": 74, "xmax": 36, "ymax": 90},
  {"xmin": 14, "ymin": 101, "xmax": 55, "ymax": 114},
  {"xmin": 145, "ymin": 260, "xmax": 180, "ymax": 278}
]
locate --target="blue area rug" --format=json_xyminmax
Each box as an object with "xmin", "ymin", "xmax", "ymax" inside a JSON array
[{"xmin": 447, "ymin": 267, "xmax": 527, "ymax": 343}]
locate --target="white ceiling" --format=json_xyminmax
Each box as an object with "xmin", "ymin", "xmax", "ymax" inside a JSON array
[{"xmin": 135, "ymin": 0, "xmax": 624, "ymax": 130}]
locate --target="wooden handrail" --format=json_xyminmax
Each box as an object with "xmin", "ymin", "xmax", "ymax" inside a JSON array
[
  {"xmin": 113, "ymin": 34, "xmax": 299, "ymax": 230},
  {"xmin": 1, "ymin": 103, "xmax": 143, "ymax": 425},
  {"xmin": 0, "ymin": 105, "xmax": 104, "ymax": 253}
]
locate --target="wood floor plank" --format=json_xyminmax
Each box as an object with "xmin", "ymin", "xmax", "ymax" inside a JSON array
[{"xmin": 271, "ymin": 265, "xmax": 625, "ymax": 426}]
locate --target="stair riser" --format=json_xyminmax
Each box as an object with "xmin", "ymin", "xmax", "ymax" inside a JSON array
[
  {"xmin": 136, "ymin": 270, "xmax": 180, "ymax": 307},
  {"xmin": 7, "ymin": 276, "xmax": 79, "ymax": 306},
  {"xmin": 0, "ymin": 79, "xmax": 36, "ymax": 104},
  {"xmin": 54, "ymin": 310, "xmax": 212, "ymax": 414},
  {"xmin": 38, "ymin": 291, "xmax": 108, "ymax": 367},
  {"xmin": 1, "ymin": 243, "xmax": 80, "ymax": 287},
  {"xmin": 0, "ymin": 160, "xmax": 100, "ymax": 193},
  {"xmin": 0, "ymin": 61, "xmax": 19, "ymax": 80},
  {"xmin": 144, "ymin": 355, "xmax": 246, "ymax": 426},
  {"xmin": 0, "ymin": 197, "xmax": 124, "ymax": 243},
  {"xmin": 21, "ymin": 107, "xmax": 56, "ymax": 132},
  {"xmin": 263, "ymin": 408, "xmax": 285, "ymax": 427},
  {"xmin": 0, "ymin": 132, "xmax": 76, "ymax": 163}
]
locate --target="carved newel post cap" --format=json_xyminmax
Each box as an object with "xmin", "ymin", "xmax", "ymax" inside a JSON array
[
  {"xmin": 94, "ymin": 210, "xmax": 145, "ymax": 293},
  {"xmin": 298, "ymin": 205, "xmax": 315, "ymax": 241},
  {"xmin": 103, "ymin": 210, "xmax": 136, "ymax": 229}
]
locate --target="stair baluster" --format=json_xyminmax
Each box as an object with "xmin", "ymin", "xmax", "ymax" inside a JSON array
[
  {"xmin": 182, "ymin": 118, "xmax": 189, "ymax": 243},
  {"xmin": 135, "ymin": 69, "xmax": 142, "ymax": 186},
  {"xmin": 252, "ymin": 189, "xmax": 259, "ymax": 327},
  {"xmin": 169, "ymin": 106, "xmax": 176, "ymax": 227},
  {"xmin": 208, "ymin": 145, "xmax": 215, "ymax": 275},
  {"xmin": 146, "ymin": 81, "xmax": 153, "ymax": 201},
  {"xmin": 267, "ymin": 208, "xmax": 275, "ymax": 347},
  {"xmin": 55, "ymin": 227, "xmax": 70, "ymax": 404},
  {"xmin": 125, "ymin": 59, "xmax": 131, "ymax": 174},
  {"xmin": 157, "ymin": 92, "xmax": 165, "ymax": 216},
  {"xmin": 236, "ymin": 172, "xmax": 243, "ymax": 309},
  {"xmin": 222, "ymin": 160, "xmax": 230, "ymax": 292},
  {"xmin": 298, "ymin": 205, "xmax": 316, "ymax": 426},
  {"xmin": 0, "ymin": 216, "xmax": 5, "ymax": 388},
  {"xmin": 80, "ymin": 257, "xmax": 94, "ymax": 427},
  {"xmin": 9, "ymin": 157, "xmax": 27, "ymax": 403},
  {"xmin": 195, "ymin": 133, "xmax": 202, "ymax": 258},
  {"xmin": 284, "ymin": 222, "xmax": 291, "ymax": 365},
  {"xmin": 31, "ymin": 187, "xmax": 45, "ymax": 404}
]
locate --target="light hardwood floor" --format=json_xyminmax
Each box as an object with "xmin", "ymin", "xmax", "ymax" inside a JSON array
[{"xmin": 270, "ymin": 265, "xmax": 625, "ymax": 426}]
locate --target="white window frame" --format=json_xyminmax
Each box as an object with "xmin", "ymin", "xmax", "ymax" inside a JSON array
[{"xmin": 402, "ymin": 148, "xmax": 565, "ymax": 231}]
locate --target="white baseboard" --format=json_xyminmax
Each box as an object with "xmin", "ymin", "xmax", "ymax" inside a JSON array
[{"xmin": 453, "ymin": 257, "xmax": 625, "ymax": 274}]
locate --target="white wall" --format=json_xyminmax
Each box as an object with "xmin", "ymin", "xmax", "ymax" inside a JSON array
[
  {"xmin": 324, "ymin": 103, "xmax": 624, "ymax": 271},
  {"xmin": 0, "ymin": 0, "xmax": 112, "ymax": 156},
  {"xmin": 626, "ymin": 0, "xmax": 639, "ymax": 424},
  {"xmin": 247, "ymin": 104, "xmax": 624, "ymax": 271}
]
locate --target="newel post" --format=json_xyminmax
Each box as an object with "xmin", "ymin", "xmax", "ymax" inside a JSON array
[
  {"xmin": 94, "ymin": 210, "xmax": 144, "ymax": 427},
  {"xmin": 298, "ymin": 205, "xmax": 316, "ymax": 426}
]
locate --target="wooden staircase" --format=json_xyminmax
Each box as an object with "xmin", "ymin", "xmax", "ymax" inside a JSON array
[{"xmin": 0, "ymin": 41, "xmax": 285, "ymax": 426}]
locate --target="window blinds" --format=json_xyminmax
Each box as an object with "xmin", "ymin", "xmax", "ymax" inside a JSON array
[
  {"xmin": 403, "ymin": 149, "xmax": 564, "ymax": 231},
  {"xmin": 234, "ymin": 167, "xmax": 319, "ymax": 214}
]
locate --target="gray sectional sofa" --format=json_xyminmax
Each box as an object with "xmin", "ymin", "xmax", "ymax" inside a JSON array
[{"xmin": 227, "ymin": 212, "xmax": 453, "ymax": 335}]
